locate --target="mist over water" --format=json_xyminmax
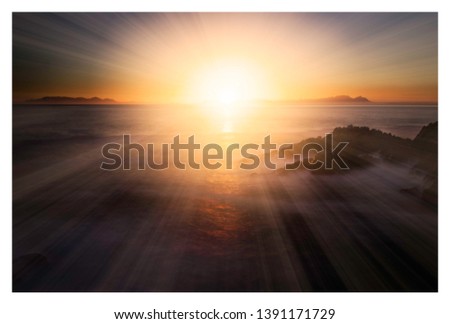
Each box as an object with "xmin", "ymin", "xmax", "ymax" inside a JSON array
[
  {"xmin": 14, "ymin": 104, "xmax": 437, "ymax": 141},
  {"xmin": 13, "ymin": 104, "xmax": 438, "ymax": 291}
]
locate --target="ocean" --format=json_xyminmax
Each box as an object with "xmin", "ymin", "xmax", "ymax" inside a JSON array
[
  {"xmin": 13, "ymin": 104, "xmax": 438, "ymax": 291},
  {"xmin": 13, "ymin": 104, "xmax": 437, "ymax": 142}
]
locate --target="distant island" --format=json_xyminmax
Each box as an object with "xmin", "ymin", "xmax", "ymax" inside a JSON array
[
  {"xmin": 260, "ymin": 95, "xmax": 372, "ymax": 105},
  {"xmin": 24, "ymin": 96, "xmax": 117, "ymax": 105},
  {"xmin": 300, "ymin": 95, "xmax": 370, "ymax": 104},
  {"xmin": 313, "ymin": 95, "xmax": 370, "ymax": 103}
]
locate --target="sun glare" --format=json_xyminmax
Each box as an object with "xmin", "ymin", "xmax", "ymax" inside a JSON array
[
  {"xmin": 217, "ymin": 87, "xmax": 239, "ymax": 106},
  {"xmin": 187, "ymin": 59, "xmax": 272, "ymax": 133},
  {"xmin": 189, "ymin": 60, "xmax": 264, "ymax": 110}
]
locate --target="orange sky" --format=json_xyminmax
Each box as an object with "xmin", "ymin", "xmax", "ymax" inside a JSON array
[{"xmin": 13, "ymin": 13, "xmax": 437, "ymax": 104}]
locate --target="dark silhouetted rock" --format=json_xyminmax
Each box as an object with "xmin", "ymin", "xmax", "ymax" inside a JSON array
[
  {"xmin": 413, "ymin": 122, "xmax": 437, "ymax": 154},
  {"xmin": 275, "ymin": 123, "xmax": 438, "ymax": 206}
]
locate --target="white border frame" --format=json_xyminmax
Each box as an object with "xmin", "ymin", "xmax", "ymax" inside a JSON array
[{"xmin": 2, "ymin": 1, "xmax": 447, "ymax": 323}]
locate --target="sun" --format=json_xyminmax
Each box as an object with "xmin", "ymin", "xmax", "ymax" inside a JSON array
[
  {"xmin": 189, "ymin": 60, "xmax": 262, "ymax": 111},
  {"xmin": 217, "ymin": 87, "xmax": 239, "ymax": 106},
  {"xmin": 214, "ymin": 87, "xmax": 240, "ymax": 119},
  {"xmin": 183, "ymin": 59, "xmax": 274, "ymax": 134},
  {"xmin": 204, "ymin": 66, "xmax": 248, "ymax": 107},
  {"xmin": 185, "ymin": 59, "xmax": 274, "ymax": 131}
]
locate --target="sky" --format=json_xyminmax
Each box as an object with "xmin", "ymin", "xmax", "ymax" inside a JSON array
[{"xmin": 13, "ymin": 13, "xmax": 437, "ymax": 104}]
